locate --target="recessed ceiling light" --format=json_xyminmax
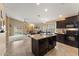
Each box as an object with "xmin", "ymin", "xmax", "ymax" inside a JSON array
[
  {"xmin": 36, "ymin": 3, "xmax": 40, "ymax": 5},
  {"xmin": 59, "ymin": 15, "xmax": 63, "ymax": 17},
  {"xmin": 44, "ymin": 8, "xmax": 48, "ymax": 12}
]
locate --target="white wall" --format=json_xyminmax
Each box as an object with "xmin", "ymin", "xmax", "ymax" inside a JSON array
[
  {"xmin": 0, "ymin": 3, "xmax": 6, "ymax": 56},
  {"xmin": 0, "ymin": 33, "xmax": 6, "ymax": 55}
]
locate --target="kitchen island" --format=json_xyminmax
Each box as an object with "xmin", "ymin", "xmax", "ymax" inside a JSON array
[{"xmin": 30, "ymin": 34, "xmax": 56, "ymax": 56}]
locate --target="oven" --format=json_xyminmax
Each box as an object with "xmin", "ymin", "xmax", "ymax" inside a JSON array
[
  {"xmin": 65, "ymin": 30, "xmax": 79, "ymax": 48},
  {"xmin": 66, "ymin": 30, "xmax": 77, "ymax": 40},
  {"xmin": 67, "ymin": 35, "xmax": 76, "ymax": 41}
]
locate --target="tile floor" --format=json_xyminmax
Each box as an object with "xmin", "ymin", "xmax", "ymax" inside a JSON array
[{"xmin": 7, "ymin": 36, "xmax": 78, "ymax": 56}]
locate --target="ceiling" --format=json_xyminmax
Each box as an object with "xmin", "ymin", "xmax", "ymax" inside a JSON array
[{"xmin": 4, "ymin": 3, "xmax": 79, "ymax": 24}]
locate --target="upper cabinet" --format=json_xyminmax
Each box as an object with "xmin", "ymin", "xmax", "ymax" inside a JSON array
[
  {"xmin": 56, "ymin": 15, "xmax": 79, "ymax": 28},
  {"xmin": 65, "ymin": 15, "xmax": 78, "ymax": 28},
  {"xmin": 56, "ymin": 20, "xmax": 65, "ymax": 28}
]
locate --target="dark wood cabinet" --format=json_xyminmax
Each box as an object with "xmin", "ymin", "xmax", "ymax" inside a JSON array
[
  {"xmin": 56, "ymin": 20, "xmax": 65, "ymax": 28},
  {"xmin": 65, "ymin": 15, "xmax": 78, "ymax": 28},
  {"xmin": 39, "ymin": 38, "xmax": 48, "ymax": 53},
  {"xmin": 56, "ymin": 15, "xmax": 79, "ymax": 28},
  {"xmin": 56, "ymin": 21, "xmax": 61, "ymax": 28},
  {"xmin": 56, "ymin": 34, "xmax": 79, "ymax": 48},
  {"xmin": 48, "ymin": 36, "xmax": 56, "ymax": 51},
  {"xmin": 65, "ymin": 35, "xmax": 79, "ymax": 48},
  {"xmin": 56, "ymin": 15, "xmax": 79, "ymax": 48},
  {"xmin": 56, "ymin": 34, "xmax": 65, "ymax": 43},
  {"xmin": 32, "ymin": 36, "xmax": 56, "ymax": 56},
  {"xmin": 66, "ymin": 15, "xmax": 77, "ymax": 22}
]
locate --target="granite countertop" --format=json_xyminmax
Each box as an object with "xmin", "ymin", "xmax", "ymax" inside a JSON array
[
  {"xmin": 30, "ymin": 34, "xmax": 56, "ymax": 40},
  {"xmin": 55, "ymin": 32, "xmax": 65, "ymax": 34}
]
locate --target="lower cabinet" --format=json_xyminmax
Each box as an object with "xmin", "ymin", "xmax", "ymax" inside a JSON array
[
  {"xmin": 48, "ymin": 36, "xmax": 56, "ymax": 51},
  {"xmin": 65, "ymin": 35, "xmax": 79, "ymax": 48},
  {"xmin": 39, "ymin": 39, "xmax": 48, "ymax": 55},
  {"xmin": 32, "ymin": 36, "xmax": 56, "ymax": 56},
  {"xmin": 56, "ymin": 34, "xmax": 79, "ymax": 48},
  {"xmin": 56, "ymin": 34, "xmax": 65, "ymax": 43}
]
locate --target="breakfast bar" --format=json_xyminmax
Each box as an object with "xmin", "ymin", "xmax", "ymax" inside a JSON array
[{"xmin": 31, "ymin": 34, "xmax": 56, "ymax": 56}]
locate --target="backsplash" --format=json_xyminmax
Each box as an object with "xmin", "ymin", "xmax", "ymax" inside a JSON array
[
  {"xmin": 56, "ymin": 29, "xmax": 65, "ymax": 34},
  {"xmin": 56, "ymin": 28, "xmax": 78, "ymax": 34}
]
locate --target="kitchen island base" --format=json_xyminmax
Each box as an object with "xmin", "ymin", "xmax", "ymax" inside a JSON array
[{"xmin": 31, "ymin": 34, "xmax": 56, "ymax": 56}]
